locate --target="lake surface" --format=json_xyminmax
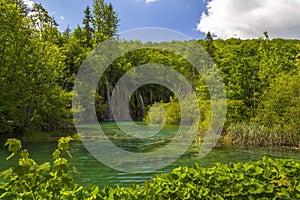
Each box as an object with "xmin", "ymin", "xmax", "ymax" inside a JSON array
[{"xmin": 0, "ymin": 122, "xmax": 299, "ymax": 188}]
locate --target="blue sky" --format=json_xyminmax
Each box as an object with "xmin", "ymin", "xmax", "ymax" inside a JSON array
[
  {"xmin": 29, "ymin": 0, "xmax": 300, "ymax": 39},
  {"xmin": 33, "ymin": 0, "xmax": 207, "ymax": 40}
]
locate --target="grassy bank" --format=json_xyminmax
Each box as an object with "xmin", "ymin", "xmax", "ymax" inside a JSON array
[
  {"xmin": 0, "ymin": 128, "xmax": 77, "ymax": 143},
  {"xmin": 222, "ymin": 123, "xmax": 300, "ymax": 149}
]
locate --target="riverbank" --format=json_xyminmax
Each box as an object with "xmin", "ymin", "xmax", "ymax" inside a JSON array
[
  {"xmin": 1, "ymin": 119, "xmax": 299, "ymax": 151},
  {"xmin": 1, "ymin": 123, "xmax": 299, "ymax": 150},
  {"xmin": 0, "ymin": 129, "xmax": 76, "ymax": 143}
]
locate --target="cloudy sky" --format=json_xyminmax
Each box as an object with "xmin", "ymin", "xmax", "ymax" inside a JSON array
[
  {"xmin": 198, "ymin": 0, "xmax": 300, "ymax": 39},
  {"xmin": 26, "ymin": 0, "xmax": 300, "ymax": 39}
]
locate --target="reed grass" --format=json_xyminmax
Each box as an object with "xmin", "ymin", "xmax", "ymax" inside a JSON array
[{"xmin": 226, "ymin": 122, "xmax": 300, "ymax": 148}]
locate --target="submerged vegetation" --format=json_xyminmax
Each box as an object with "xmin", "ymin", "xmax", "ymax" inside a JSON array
[{"xmin": 1, "ymin": 138, "xmax": 300, "ymax": 199}]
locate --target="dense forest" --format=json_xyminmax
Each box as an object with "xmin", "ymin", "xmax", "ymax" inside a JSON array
[{"xmin": 1, "ymin": 0, "xmax": 299, "ymax": 147}]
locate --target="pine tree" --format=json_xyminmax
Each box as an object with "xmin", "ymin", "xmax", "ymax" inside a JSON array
[
  {"xmin": 29, "ymin": 3, "xmax": 56, "ymax": 33},
  {"xmin": 204, "ymin": 31, "xmax": 216, "ymax": 57},
  {"xmin": 82, "ymin": 5, "xmax": 93, "ymax": 46},
  {"xmin": 63, "ymin": 25, "xmax": 71, "ymax": 38},
  {"xmin": 103, "ymin": 3, "xmax": 119, "ymax": 37},
  {"xmin": 92, "ymin": 0, "xmax": 105, "ymax": 42},
  {"xmin": 92, "ymin": 0, "xmax": 119, "ymax": 43}
]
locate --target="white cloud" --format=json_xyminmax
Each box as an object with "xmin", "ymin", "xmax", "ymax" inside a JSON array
[
  {"xmin": 23, "ymin": 0, "xmax": 34, "ymax": 9},
  {"xmin": 146, "ymin": 0, "xmax": 158, "ymax": 3},
  {"xmin": 136, "ymin": 0, "xmax": 159, "ymax": 4},
  {"xmin": 197, "ymin": 0, "xmax": 300, "ymax": 39},
  {"xmin": 60, "ymin": 16, "xmax": 64, "ymax": 21}
]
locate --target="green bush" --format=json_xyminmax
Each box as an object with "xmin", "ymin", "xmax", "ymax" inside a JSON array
[
  {"xmin": 253, "ymin": 71, "xmax": 300, "ymax": 147},
  {"xmin": 143, "ymin": 97, "xmax": 182, "ymax": 125},
  {"xmin": 1, "ymin": 138, "xmax": 300, "ymax": 199},
  {"xmin": 143, "ymin": 96, "xmax": 211, "ymax": 133}
]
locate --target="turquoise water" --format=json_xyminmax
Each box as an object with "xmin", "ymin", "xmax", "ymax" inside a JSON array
[{"xmin": 0, "ymin": 122, "xmax": 299, "ymax": 188}]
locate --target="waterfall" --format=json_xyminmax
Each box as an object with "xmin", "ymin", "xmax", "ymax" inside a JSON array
[
  {"xmin": 105, "ymin": 76, "xmax": 113, "ymax": 121},
  {"xmin": 139, "ymin": 92, "xmax": 145, "ymax": 118}
]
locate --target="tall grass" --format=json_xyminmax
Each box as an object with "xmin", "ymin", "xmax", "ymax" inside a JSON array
[{"xmin": 226, "ymin": 122, "xmax": 300, "ymax": 148}]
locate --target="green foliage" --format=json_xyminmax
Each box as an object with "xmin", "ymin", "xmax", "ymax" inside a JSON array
[
  {"xmin": 144, "ymin": 96, "xmax": 201, "ymax": 126},
  {"xmin": 0, "ymin": 1, "xmax": 72, "ymax": 133},
  {"xmin": 95, "ymin": 157, "xmax": 300, "ymax": 200},
  {"xmin": 0, "ymin": 0, "xmax": 120, "ymax": 133},
  {"xmin": 144, "ymin": 97, "xmax": 181, "ymax": 125},
  {"xmin": 92, "ymin": 0, "xmax": 119, "ymax": 43},
  {"xmin": 0, "ymin": 137, "xmax": 84, "ymax": 199},
  {"xmin": 250, "ymin": 71, "xmax": 300, "ymax": 147},
  {"xmin": 0, "ymin": 0, "xmax": 31, "ymax": 132},
  {"xmin": 82, "ymin": 6, "xmax": 94, "ymax": 47},
  {"xmin": 132, "ymin": 157, "xmax": 300, "ymax": 199}
]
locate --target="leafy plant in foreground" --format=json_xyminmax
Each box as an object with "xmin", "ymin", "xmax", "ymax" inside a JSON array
[
  {"xmin": 97, "ymin": 157, "xmax": 300, "ymax": 200},
  {"xmin": 0, "ymin": 137, "xmax": 83, "ymax": 199}
]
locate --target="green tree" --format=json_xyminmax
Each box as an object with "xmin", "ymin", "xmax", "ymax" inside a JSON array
[
  {"xmin": 82, "ymin": 5, "xmax": 93, "ymax": 47},
  {"xmin": 254, "ymin": 71, "xmax": 300, "ymax": 145},
  {"xmin": 29, "ymin": 3, "xmax": 57, "ymax": 34},
  {"xmin": 204, "ymin": 31, "xmax": 216, "ymax": 57},
  {"xmin": 0, "ymin": 0, "xmax": 72, "ymax": 132},
  {"xmin": 0, "ymin": 0, "xmax": 31, "ymax": 132},
  {"xmin": 62, "ymin": 26, "xmax": 90, "ymax": 91},
  {"xmin": 92, "ymin": 0, "xmax": 119, "ymax": 43},
  {"xmin": 103, "ymin": 3, "xmax": 119, "ymax": 37},
  {"xmin": 24, "ymin": 39, "xmax": 72, "ymax": 131}
]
